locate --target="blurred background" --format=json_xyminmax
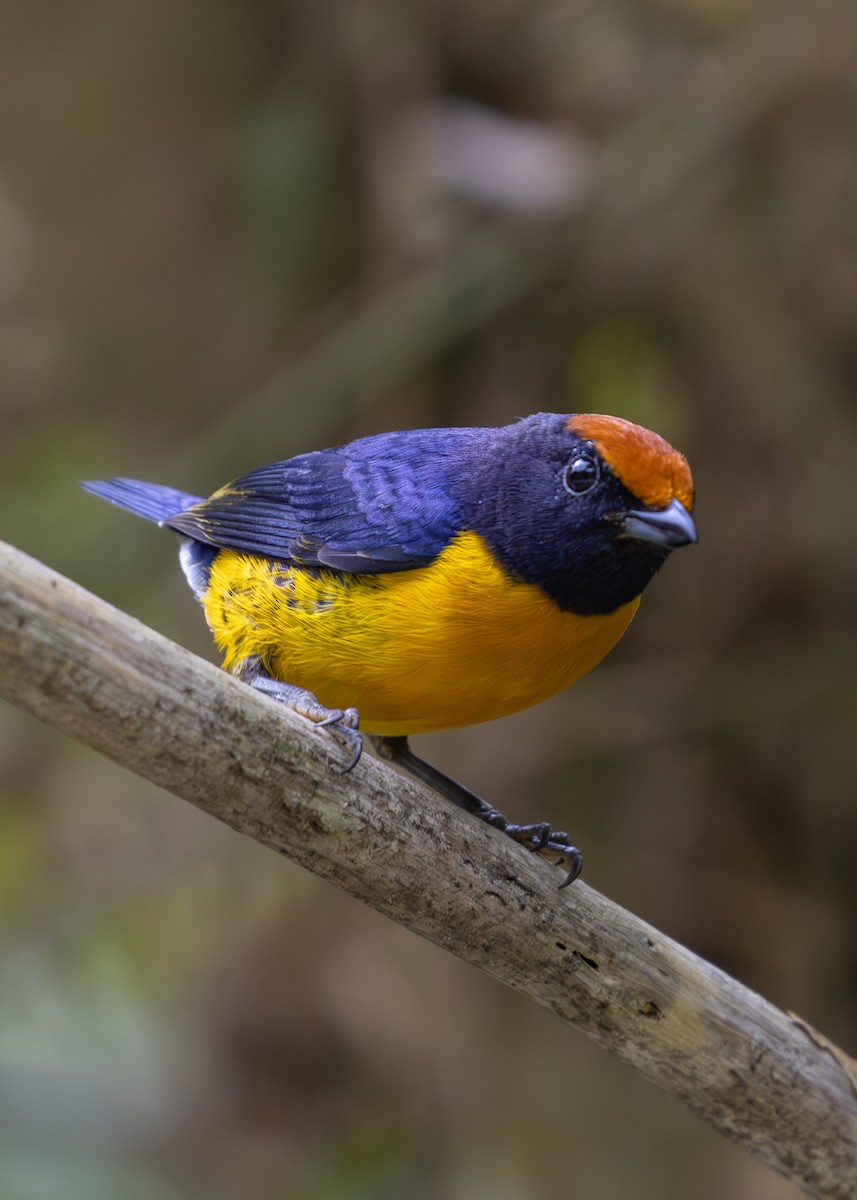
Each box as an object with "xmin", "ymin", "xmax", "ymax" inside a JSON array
[{"xmin": 1, "ymin": 1, "xmax": 856, "ymax": 1197}]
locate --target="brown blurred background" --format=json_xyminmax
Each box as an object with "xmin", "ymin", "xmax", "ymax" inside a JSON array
[{"xmin": 2, "ymin": 1, "xmax": 857, "ymax": 1197}]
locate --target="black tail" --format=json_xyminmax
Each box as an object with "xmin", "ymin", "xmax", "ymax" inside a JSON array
[{"xmin": 81, "ymin": 478, "xmax": 202, "ymax": 525}]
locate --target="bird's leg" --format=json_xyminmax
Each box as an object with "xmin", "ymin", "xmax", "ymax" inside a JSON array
[
  {"xmin": 371, "ymin": 735, "xmax": 582, "ymax": 887},
  {"xmin": 237, "ymin": 659, "xmax": 362, "ymax": 771}
]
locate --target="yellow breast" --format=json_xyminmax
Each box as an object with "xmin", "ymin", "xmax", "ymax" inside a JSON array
[{"xmin": 201, "ymin": 531, "xmax": 640, "ymax": 735}]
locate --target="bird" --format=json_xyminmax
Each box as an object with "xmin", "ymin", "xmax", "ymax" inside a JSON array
[{"xmin": 83, "ymin": 412, "xmax": 696, "ymax": 885}]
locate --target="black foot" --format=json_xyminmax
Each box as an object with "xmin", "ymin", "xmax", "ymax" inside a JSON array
[
  {"xmin": 240, "ymin": 663, "xmax": 362, "ymax": 771},
  {"xmin": 372, "ymin": 735, "xmax": 582, "ymax": 887}
]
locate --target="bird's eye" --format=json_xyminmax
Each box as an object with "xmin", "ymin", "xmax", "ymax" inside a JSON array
[{"xmin": 562, "ymin": 453, "xmax": 600, "ymax": 496}]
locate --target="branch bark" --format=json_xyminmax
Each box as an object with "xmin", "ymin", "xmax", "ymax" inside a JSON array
[{"xmin": 1, "ymin": 538, "xmax": 855, "ymax": 1198}]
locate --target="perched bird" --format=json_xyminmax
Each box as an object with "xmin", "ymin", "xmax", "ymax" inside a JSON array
[{"xmin": 84, "ymin": 412, "xmax": 696, "ymax": 884}]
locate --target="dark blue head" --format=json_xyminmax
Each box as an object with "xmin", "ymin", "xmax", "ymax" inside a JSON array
[{"xmin": 452, "ymin": 413, "xmax": 696, "ymax": 614}]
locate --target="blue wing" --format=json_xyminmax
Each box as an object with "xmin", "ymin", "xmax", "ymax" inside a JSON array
[{"xmin": 165, "ymin": 427, "xmax": 481, "ymax": 573}]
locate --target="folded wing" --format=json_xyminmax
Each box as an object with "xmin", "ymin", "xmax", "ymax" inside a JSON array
[{"xmin": 166, "ymin": 429, "xmax": 475, "ymax": 574}]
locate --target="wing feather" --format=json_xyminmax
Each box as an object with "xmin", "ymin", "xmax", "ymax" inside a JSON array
[{"xmin": 165, "ymin": 429, "xmax": 479, "ymax": 574}]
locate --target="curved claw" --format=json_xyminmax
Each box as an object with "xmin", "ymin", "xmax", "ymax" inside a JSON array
[
  {"xmin": 545, "ymin": 838, "xmax": 584, "ymax": 889},
  {"xmin": 315, "ymin": 706, "xmax": 362, "ymax": 771},
  {"xmin": 505, "ymin": 822, "xmax": 583, "ymax": 886}
]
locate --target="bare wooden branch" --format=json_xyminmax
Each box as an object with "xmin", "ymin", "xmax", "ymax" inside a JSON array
[{"xmin": 1, "ymin": 537, "xmax": 855, "ymax": 1198}]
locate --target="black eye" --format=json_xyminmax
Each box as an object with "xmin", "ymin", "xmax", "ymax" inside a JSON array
[{"xmin": 562, "ymin": 453, "xmax": 600, "ymax": 495}]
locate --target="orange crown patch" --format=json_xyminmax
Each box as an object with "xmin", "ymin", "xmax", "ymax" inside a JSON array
[{"xmin": 566, "ymin": 414, "xmax": 694, "ymax": 511}]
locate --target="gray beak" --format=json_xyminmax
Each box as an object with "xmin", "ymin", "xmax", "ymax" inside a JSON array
[{"xmin": 621, "ymin": 497, "xmax": 697, "ymax": 550}]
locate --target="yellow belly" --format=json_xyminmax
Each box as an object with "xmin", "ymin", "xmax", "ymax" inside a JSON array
[{"xmin": 201, "ymin": 531, "xmax": 640, "ymax": 735}]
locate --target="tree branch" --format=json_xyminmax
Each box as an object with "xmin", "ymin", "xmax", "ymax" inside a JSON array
[{"xmin": 1, "ymin": 537, "xmax": 855, "ymax": 1198}]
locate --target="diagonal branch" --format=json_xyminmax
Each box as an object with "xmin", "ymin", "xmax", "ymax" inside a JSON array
[{"xmin": 1, "ymin": 537, "xmax": 855, "ymax": 1199}]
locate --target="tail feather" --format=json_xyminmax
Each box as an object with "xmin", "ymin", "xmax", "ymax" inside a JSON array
[{"xmin": 81, "ymin": 478, "xmax": 202, "ymax": 525}]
